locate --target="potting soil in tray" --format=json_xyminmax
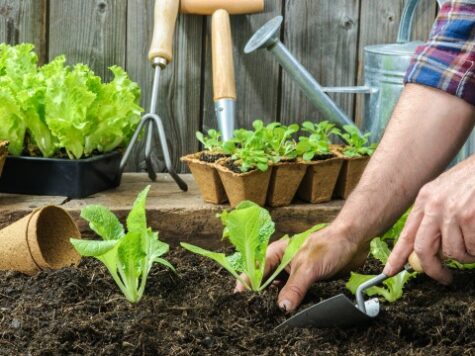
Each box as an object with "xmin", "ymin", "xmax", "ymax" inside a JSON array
[{"xmin": 0, "ymin": 248, "xmax": 474, "ymax": 355}]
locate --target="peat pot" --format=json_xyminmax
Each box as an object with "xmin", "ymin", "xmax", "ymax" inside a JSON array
[
  {"xmin": 0, "ymin": 151, "xmax": 122, "ymax": 198},
  {"xmin": 297, "ymin": 156, "xmax": 343, "ymax": 204},
  {"xmin": 216, "ymin": 160, "xmax": 272, "ymax": 207},
  {"xmin": 181, "ymin": 152, "xmax": 228, "ymax": 204},
  {"xmin": 334, "ymin": 155, "xmax": 370, "ymax": 199},
  {"xmin": 267, "ymin": 161, "xmax": 307, "ymax": 207}
]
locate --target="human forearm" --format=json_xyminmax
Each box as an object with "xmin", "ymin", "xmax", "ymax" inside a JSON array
[{"xmin": 334, "ymin": 84, "xmax": 475, "ymax": 246}]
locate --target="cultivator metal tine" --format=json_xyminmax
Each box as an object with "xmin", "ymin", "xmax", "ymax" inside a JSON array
[{"xmin": 120, "ymin": 113, "xmax": 188, "ymax": 192}]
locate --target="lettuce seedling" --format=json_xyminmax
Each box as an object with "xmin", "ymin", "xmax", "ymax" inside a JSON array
[
  {"xmin": 339, "ymin": 125, "xmax": 376, "ymax": 158},
  {"xmin": 70, "ymin": 186, "xmax": 174, "ymax": 303},
  {"xmin": 296, "ymin": 121, "xmax": 340, "ymax": 161},
  {"xmin": 346, "ymin": 238, "xmax": 418, "ymax": 302},
  {"xmin": 181, "ymin": 201, "xmax": 324, "ymax": 292},
  {"xmin": 263, "ymin": 122, "xmax": 299, "ymax": 161}
]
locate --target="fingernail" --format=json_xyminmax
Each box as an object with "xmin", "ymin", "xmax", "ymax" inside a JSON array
[
  {"xmin": 383, "ymin": 263, "xmax": 393, "ymax": 276},
  {"xmin": 279, "ymin": 299, "xmax": 292, "ymax": 313}
]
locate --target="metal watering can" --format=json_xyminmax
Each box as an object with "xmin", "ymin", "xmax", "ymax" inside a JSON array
[{"xmin": 245, "ymin": 0, "xmax": 473, "ymax": 163}]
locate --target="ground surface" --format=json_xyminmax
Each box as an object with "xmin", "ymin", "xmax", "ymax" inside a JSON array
[{"xmin": 0, "ymin": 249, "xmax": 473, "ymax": 355}]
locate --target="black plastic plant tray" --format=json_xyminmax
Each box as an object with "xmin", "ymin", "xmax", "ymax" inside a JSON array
[{"xmin": 0, "ymin": 151, "xmax": 122, "ymax": 198}]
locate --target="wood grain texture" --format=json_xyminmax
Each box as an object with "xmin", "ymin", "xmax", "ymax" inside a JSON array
[
  {"xmin": 280, "ymin": 0, "xmax": 360, "ymax": 126},
  {"xmin": 1, "ymin": 174, "xmax": 343, "ymax": 248},
  {"xmin": 355, "ymin": 0, "xmax": 437, "ymax": 125},
  {"xmin": 212, "ymin": 9, "xmax": 237, "ymax": 100},
  {"xmin": 49, "ymin": 0, "xmax": 127, "ymax": 82},
  {"xmin": 0, "ymin": 0, "xmax": 47, "ymax": 63},
  {"xmin": 126, "ymin": 0, "xmax": 203, "ymax": 173},
  {"xmin": 202, "ymin": 0, "xmax": 283, "ymax": 132}
]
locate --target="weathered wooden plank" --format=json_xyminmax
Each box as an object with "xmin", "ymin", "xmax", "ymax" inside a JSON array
[
  {"xmin": 126, "ymin": 1, "xmax": 203, "ymax": 172},
  {"xmin": 0, "ymin": 173, "xmax": 339, "ymax": 248},
  {"xmin": 201, "ymin": 1, "xmax": 283, "ymax": 132},
  {"xmin": 0, "ymin": 0, "xmax": 47, "ymax": 63},
  {"xmin": 48, "ymin": 0, "xmax": 127, "ymax": 82},
  {"xmin": 280, "ymin": 0, "xmax": 360, "ymax": 126},
  {"xmin": 355, "ymin": 0, "xmax": 437, "ymax": 125}
]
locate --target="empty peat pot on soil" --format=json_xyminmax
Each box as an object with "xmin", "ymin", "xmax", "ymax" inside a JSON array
[
  {"xmin": 297, "ymin": 154, "xmax": 343, "ymax": 204},
  {"xmin": 0, "ymin": 141, "xmax": 8, "ymax": 176},
  {"xmin": 334, "ymin": 155, "xmax": 370, "ymax": 199},
  {"xmin": 0, "ymin": 151, "xmax": 122, "ymax": 198},
  {"xmin": 181, "ymin": 152, "xmax": 228, "ymax": 204},
  {"xmin": 216, "ymin": 160, "xmax": 272, "ymax": 207},
  {"xmin": 0, "ymin": 206, "xmax": 80, "ymax": 275},
  {"xmin": 267, "ymin": 160, "xmax": 307, "ymax": 207}
]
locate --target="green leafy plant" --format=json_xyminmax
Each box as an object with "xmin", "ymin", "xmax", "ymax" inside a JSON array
[
  {"xmin": 262, "ymin": 122, "xmax": 299, "ymax": 161},
  {"xmin": 346, "ymin": 237, "xmax": 418, "ymax": 302},
  {"xmin": 196, "ymin": 129, "xmax": 235, "ymax": 154},
  {"xmin": 70, "ymin": 186, "xmax": 174, "ymax": 303},
  {"xmin": 0, "ymin": 43, "xmax": 142, "ymax": 159},
  {"xmin": 347, "ymin": 209, "xmax": 475, "ymax": 303},
  {"xmin": 181, "ymin": 201, "xmax": 324, "ymax": 292},
  {"xmin": 296, "ymin": 121, "xmax": 340, "ymax": 161},
  {"xmin": 226, "ymin": 120, "xmax": 272, "ymax": 173},
  {"xmin": 339, "ymin": 125, "xmax": 376, "ymax": 158}
]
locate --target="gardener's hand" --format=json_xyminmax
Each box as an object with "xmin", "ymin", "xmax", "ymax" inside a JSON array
[
  {"xmin": 384, "ymin": 156, "xmax": 475, "ymax": 284},
  {"xmin": 234, "ymin": 225, "xmax": 368, "ymax": 313}
]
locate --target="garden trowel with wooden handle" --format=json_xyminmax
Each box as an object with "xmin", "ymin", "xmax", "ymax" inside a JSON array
[
  {"xmin": 120, "ymin": 0, "xmax": 187, "ymax": 191},
  {"xmin": 276, "ymin": 252, "xmax": 423, "ymax": 329}
]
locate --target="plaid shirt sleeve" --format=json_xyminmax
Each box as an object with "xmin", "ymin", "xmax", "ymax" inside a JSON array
[{"xmin": 404, "ymin": 0, "xmax": 475, "ymax": 105}]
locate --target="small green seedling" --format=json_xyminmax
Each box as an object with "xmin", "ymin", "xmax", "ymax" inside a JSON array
[
  {"xmin": 181, "ymin": 201, "xmax": 324, "ymax": 292},
  {"xmin": 296, "ymin": 121, "xmax": 340, "ymax": 161},
  {"xmin": 196, "ymin": 129, "xmax": 235, "ymax": 154},
  {"xmin": 70, "ymin": 186, "xmax": 174, "ymax": 303},
  {"xmin": 339, "ymin": 125, "xmax": 376, "ymax": 158},
  {"xmin": 228, "ymin": 121, "xmax": 272, "ymax": 173},
  {"xmin": 263, "ymin": 122, "xmax": 299, "ymax": 161},
  {"xmin": 346, "ymin": 237, "xmax": 418, "ymax": 302}
]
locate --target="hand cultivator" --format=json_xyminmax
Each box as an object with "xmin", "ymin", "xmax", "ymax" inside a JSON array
[{"xmin": 120, "ymin": 0, "xmax": 187, "ymax": 190}]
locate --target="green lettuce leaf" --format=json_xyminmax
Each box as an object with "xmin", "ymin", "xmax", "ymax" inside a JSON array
[{"xmin": 81, "ymin": 205, "xmax": 125, "ymax": 240}]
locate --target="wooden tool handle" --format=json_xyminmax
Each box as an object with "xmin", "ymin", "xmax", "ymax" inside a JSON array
[
  {"xmin": 408, "ymin": 251, "xmax": 423, "ymax": 273},
  {"xmin": 148, "ymin": 0, "xmax": 179, "ymax": 63},
  {"xmin": 181, "ymin": 0, "xmax": 264, "ymax": 15},
  {"xmin": 212, "ymin": 9, "xmax": 236, "ymax": 101}
]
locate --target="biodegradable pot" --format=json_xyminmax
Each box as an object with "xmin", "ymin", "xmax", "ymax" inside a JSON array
[
  {"xmin": 216, "ymin": 161, "xmax": 272, "ymax": 208},
  {"xmin": 334, "ymin": 155, "xmax": 370, "ymax": 199},
  {"xmin": 297, "ymin": 156, "xmax": 343, "ymax": 204},
  {"xmin": 0, "ymin": 206, "xmax": 81, "ymax": 275},
  {"xmin": 267, "ymin": 161, "xmax": 307, "ymax": 207},
  {"xmin": 181, "ymin": 152, "xmax": 227, "ymax": 204},
  {"xmin": 0, "ymin": 141, "xmax": 8, "ymax": 176},
  {"xmin": 0, "ymin": 151, "xmax": 122, "ymax": 198}
]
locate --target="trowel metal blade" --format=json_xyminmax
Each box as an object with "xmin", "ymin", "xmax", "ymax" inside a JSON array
[{"xmin": 275, "ymin": 294, "xmax": 378, "ymax": 330}]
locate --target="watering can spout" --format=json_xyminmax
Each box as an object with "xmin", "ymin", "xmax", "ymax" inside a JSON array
[{"xmin": 245, "ymin": 16, "xmax": 362, "ymax": 136}]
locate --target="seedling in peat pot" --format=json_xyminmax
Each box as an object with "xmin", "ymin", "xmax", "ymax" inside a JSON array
[
  {"xmin": 70, "ymin": 186, "xmax": 174, "ymax": 303},
  {"xmin": 296, "ymin": 121, "xmax": 340, "ymax": 161},
  {"xmin": 196, "ymin": 129, "xmax": 234, "ymax": 155},
  {"xmin": 339, "ymin": 125, "xmax": 377, "ymax": 158},
  {"xmin": 181, "ymin": 201, "xmax": 324, "ymax": 292}
]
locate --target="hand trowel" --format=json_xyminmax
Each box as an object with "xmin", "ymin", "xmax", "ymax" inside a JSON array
[{"xmin": 276, "ymin": 252, "xmax": 423, "ymax": 329}]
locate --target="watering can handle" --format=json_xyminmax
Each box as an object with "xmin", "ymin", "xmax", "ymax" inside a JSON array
[{"xmin": 397, "ymin": 0, "xmax": 445, "ymax": 43}]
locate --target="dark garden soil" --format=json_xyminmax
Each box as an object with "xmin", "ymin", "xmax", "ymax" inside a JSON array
[
  {"xmin": 0, "ymin": 248, "xmax": 474, "ymax": 356},
  {"xmin": 198, "ymin": 152, "xmax": 227, "ymax": 164}
]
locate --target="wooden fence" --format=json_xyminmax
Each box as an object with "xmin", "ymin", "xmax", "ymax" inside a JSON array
[{"xmin": 0, "ymin": 0, "xmax": 437, "ymax": 172}]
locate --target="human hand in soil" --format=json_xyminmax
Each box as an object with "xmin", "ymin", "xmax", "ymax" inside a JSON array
[
  {"xmin": 384, "ymin": 156, "xmax": 475, "ymax": 285},
  {"xmin": 234, "ymin": 225, "xmax": 369, "ymax": 313}
]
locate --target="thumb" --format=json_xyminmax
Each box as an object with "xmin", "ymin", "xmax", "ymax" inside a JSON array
[{"xmin": 277, "ymin": 263, "xmax": 315, "ymax": 313}]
